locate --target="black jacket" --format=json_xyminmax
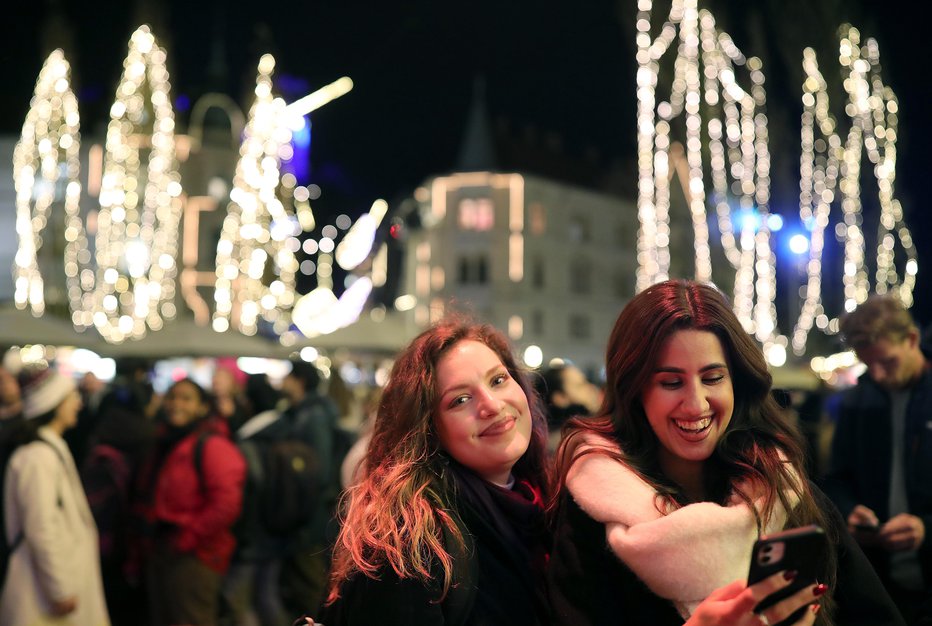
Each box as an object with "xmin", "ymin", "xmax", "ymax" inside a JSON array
[
  {"xmin": 316, "ymin": 475, "xmax": 548, "ymax": 626},
  {"xmin": 822, "ymin": 364, "xmax": 932, "ymax": 589}
]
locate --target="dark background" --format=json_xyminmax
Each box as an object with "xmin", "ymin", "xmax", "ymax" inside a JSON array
[{"xmin": 2, "ymin": 0, "xmax": 930, "ymax": 334}]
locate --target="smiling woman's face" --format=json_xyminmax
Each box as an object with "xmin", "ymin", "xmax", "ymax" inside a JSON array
[
  {"xmin": 640, "ymin": 329, "xmax": 734, "ymax": 484},
  {"xmin": 163, "ymin": 380, "xmax": 210, "ymax": 428},
  {"xmin": 433, "ymin": 339, "xmax": 532, "ymax": 486}
]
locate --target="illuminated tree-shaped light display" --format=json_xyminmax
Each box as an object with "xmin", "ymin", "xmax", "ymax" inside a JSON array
[
  {"xmin": 86, "ymin": 25, "xmax": 184, "ymax": 342},
  {"xmin": 634, "ymin": 0, "xmax": 778, "ymax": 351},
  {"xmin": 211, "ymin": 53, "xmax": 379, "ymax": 343},
  {"xmin": 13, "ymin": 49, "xmax": 85, "ymax": 317},
  {"xmin": 792, "ymin": 25, "xmax": 918, "ymax": 355},
  {"xmin": 212, "ymin": 54, "xmax": 300, "ymax": 337}
]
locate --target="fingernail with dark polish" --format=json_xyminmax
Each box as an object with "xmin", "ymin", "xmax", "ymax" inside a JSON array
[
  {"xmin": 783, "ymin": 570, "xmax": 798, "ymax": 581},
  {"xmin": 811, "ymin": 604, "xmax": 821, "ymax": 614},
  {"xmin": 813, "ymin": 583, "xmax": 828, "ymax": 597}
]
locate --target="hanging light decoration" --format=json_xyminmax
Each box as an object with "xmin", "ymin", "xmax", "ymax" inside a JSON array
[
  {"xmin": 634, "ymin": 0, "xmax": 776, "ymax": 346},
  {"xmin": 212, "ymin": 54, "xmax": 300, "ymax": 336},
  {"xmin": 13, "ymin": 49, "xmax": 85, "ymax": 317},
  {"xmin": 87, "ymin": 25, "xmax": 183, "ymax": 342},
  {"xmin": 791, "ymin": 25, "xmax": 917, "ymax": 355}
]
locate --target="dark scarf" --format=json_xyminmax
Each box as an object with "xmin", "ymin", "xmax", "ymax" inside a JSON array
[{"xmin": 448, "ymin": 461, "xmax": 548, "ymax": 576}]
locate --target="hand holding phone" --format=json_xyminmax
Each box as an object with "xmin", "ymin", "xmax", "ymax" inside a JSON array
[{"xmin": 747, "ymin": 525, "xmax": 827, "ymax": 626}]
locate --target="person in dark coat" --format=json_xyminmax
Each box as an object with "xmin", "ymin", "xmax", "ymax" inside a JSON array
[
  {"xmin": 308, "ymin": 316, "xmax": 823, "ymax": 626},
  {"xmin": 221, "ymin": 374, "xmax": 292, "ymax": 626},
  {"xmin": 277, "ymin": 360, "xmax": 341, "ymax": 617},
  {"xmin": 81, "ymin": 406, "xmax": 156, "ymax": 626},
  {"xmin": 822, "ymin": 294, "xmax": 932, "ymax": 623},
  {"xmin": 547, "ymin": 280, "xmax": 904, "ymax": 625}
]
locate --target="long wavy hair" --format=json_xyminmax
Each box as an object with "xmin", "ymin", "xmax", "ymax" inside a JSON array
[
  {"xmin": 326, "ymin": 316, "xmax": 550, "ymax": 603},
  {"xmin": 552, "ymin": 279, "xmax": 837, "ymax": 623}
]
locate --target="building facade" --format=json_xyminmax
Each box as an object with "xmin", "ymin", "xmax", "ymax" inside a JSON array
[{"xmin": 398, "ymin": 170, "xmax": 638, "ymax": 380}]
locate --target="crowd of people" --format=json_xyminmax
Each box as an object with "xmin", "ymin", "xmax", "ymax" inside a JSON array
[{"xmin": 0, "ymin": 279, "xmax": 929, "ymax": 625}]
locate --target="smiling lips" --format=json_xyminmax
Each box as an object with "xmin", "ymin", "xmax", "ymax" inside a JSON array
[
  {"xmin": 480, "ymin": 416, "xmax": 517, "ymax": 437},
  {"xmin": 673, "ymin": 416, "xmax": 713, "ymax": 435}
]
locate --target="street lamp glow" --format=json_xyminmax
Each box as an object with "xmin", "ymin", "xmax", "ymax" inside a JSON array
[{"xmin": 523, "ymin": 345, "xmax": 543, "ymax": 368}]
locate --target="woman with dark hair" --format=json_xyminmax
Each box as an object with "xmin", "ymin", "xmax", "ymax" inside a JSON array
[
  {"xmin": 547, "ymin": 279, "xmax": 904, "ymax": 625},
  {"xmin": 309, "ymin": 315, "xmax": 822, "ymax": 626},
  {"xmin": 134, "ymin": 377, "xmax": 246, "ymax": 626},
  {"xmin": 0, "ymin": 366, "xmax": 109, "ymax": 625}
]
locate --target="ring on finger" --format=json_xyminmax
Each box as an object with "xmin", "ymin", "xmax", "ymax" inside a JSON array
[{"xmin": 756, "ymin": 612, "xmax": 771, "ymax": 626}]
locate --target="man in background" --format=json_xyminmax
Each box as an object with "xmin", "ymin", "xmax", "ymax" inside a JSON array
[
  {"xmin": 823, "ymin": 294, "xmax": 932, "ymax": 623},
  {"xmin": 278, "ymin": 360, "xmax": 340, "ymax": 618}
]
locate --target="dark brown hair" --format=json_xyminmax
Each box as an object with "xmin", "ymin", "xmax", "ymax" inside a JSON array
[
  {"xmin": 840, "ymin": 294, "xmax": 918, "ymax": 351},
  {"xmin": 553, "ymin": 279, "xmax": 837, "ymax": 623}
]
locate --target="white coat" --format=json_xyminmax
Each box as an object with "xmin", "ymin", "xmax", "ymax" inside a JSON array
[{"xmin": 0, "ymin": 427, "xmax": 110, "ymax": 626}]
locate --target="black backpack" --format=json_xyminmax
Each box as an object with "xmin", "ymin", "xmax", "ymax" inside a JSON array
[{"xmin": 196, "ymin": 432, "xmax": 320, "ymax": 536}]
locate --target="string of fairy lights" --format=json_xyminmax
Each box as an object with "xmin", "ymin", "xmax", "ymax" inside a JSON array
[
  {"xmin": 13, "ymin": 26, "xmax": 378, "ymax": 347},
  {"xmin": 635, "ymin": 1, "xmax": 917, "ymax": 361},
  {"xmin": 212, "ymin": 54, "xmax": 299, "ymax": 337},
  {"xmin": 11, "ymin": 13, "xmax": 920, "ymax": 361},
  {"xmin": 13, "ymin": 49, "xmax": 84, "ymax": 318},
  {"xmin": 89, "ymin": 25, "xmax": 183, "ymax": 343},
  {"xmin": 634, "ymin": 0, "xmax": 779, "ymax": 356},
  {"xmin": 791, "ymin": 25, "xmax": 917, "ymax": 355}
]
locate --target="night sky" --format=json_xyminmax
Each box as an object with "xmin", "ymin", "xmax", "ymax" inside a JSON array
[{"xmin": 3, "ymin": 0, "xmax": 931, "ymax": 330}]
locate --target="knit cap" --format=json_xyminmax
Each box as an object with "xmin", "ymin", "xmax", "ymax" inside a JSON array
[{"xmin": 18, "ymin": 366, "xmax": 76, "ymax": 420}]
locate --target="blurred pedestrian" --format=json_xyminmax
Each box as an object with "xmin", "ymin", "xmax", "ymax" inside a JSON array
[
  {"xmin": 221, "ymin": 373, "xmax": 292, "ymax": 626},
  {"xmin": 278, "ymin": 360, "xmax": 340, "ymax": 618},
  {"xmin": 133, "ymin": 378, "xmax": 246, "ymax": 626},
  {"xmin": 0, "ymin": 365, "xmax": 110, "ymax": 626}
]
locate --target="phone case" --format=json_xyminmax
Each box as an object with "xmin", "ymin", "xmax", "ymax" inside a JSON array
[{"xmin": 747, "ymin": 524, "xmax": 827, "ymax": 626}]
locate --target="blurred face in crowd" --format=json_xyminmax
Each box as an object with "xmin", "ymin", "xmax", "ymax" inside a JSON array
[
  {"xmin": 0, "ymin": 367, "xmax": 19, "ymax": 405},
  {"xmin": 640, "ymin": 330, "xmax": 734, "ymax": 484},
  {"xmin": 557, "ymin": 365, "xmax": 600, "ymax": 413},
  {"xmin": 53, "ymin": 389, "xmax": 83, "ymax": 431},
  {"xmin": 163, "ymin": 380, "xmax": 210, "ymax": 428},
  {"xmin": 212, "ymin": 368, "xmax": 238, "ymax": 397},
  {"xmin": 433, "ymin": 339, "xmax": 532, "ymax": 486},
  {"xmin": 280, "ymin": 374, "xmax": 304, "ymax": 404},
  {"xmin": 855, "ymin": 331, "xmax": 926, "ymax": 391}
]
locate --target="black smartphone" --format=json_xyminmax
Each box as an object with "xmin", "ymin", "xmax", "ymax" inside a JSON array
[
  {"xmin": 853, "ymin": 522, "xmax": 880, "ymax": 534},
  {"xmin": 747, "ymin": 524, "xmax": 827, "ymax": 625}
]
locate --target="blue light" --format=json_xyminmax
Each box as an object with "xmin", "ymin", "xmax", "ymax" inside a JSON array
[
  {"xmin": 733, "ymin": 208, "xmax": 761, "ymax": 233},
  {"xmin": 766, "ymin": 214, "xmax": 784, "ymax": 231},
  {"xmin": 289, "ymin": 116, "xmax": 311, "ymax": 183}
]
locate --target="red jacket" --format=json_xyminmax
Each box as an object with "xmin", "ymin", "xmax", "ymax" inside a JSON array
[{"xmin": 141, "ymin": 417, "xmax": 246, "ymax": 573}]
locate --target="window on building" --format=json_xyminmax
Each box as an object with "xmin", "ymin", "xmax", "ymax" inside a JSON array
[
  {"xmin": 569, "ymin": 314, "xmax": 591, "ymax": 339},
  {"xmin": 569, "ymin": 258, "xmax": 592, "ymax": 294},
  {"xmin": 457, "ymin": 255, "xmax": 491, "ymax": 285},
  {"xmin": 615, "ymin": 270, "xmax": 634, "ymax": 298},
  {"xmin": 458, "ymin": 197, "xmax": 495, "ymax": 231},
  {"xmin": 531, "ymin": 310, "xmax": 544, "ymax": 336},
  {"xmin": 568, "ymin": 215, "xmax": 589, "ymax": 243},
  {"xmin": 529, "ymin": 202, "xmax": 546, "ymax": 235},
  {"xmin": 531, "ymin": 256, "xmax": 545, "ymax": 289},
  {"xmin": 458, "ymin": 257, "xmax": 470, "ymax": 284}
]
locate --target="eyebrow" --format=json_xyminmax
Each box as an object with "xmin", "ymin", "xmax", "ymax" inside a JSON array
[
  {"xmin": 654, "ymin": 363, "xmax": 728, "ymax": 374},
  {"xmin": 439, "ymin": 365, "xmax": 506, "ymax": 401}
]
